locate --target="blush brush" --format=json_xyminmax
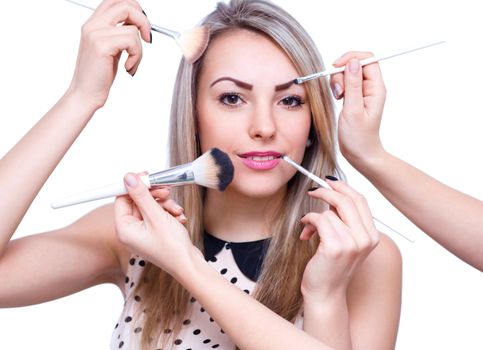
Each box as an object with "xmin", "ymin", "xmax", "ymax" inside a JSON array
[
  {"xmin": 51, "ymin": 148, "xmax": 234, "ymax": 209},
  {"xmin": 65, "ymin": 0, "xmax": 210, "ymax": 63}
]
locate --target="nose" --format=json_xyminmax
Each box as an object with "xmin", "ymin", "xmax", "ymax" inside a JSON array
[{"xmin": 248, "ymin": 102, "xmax": 276, "ymax": 141}]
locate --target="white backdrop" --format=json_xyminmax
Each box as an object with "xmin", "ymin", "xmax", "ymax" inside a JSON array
[{"xmin": 1, "ymin": 0, "xmax": 482, "ymax": 349}]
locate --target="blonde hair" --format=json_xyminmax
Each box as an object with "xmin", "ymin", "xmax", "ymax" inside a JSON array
[{"xmin": 138, "ymin": 0, "xmax": 341, "ymax": 347}]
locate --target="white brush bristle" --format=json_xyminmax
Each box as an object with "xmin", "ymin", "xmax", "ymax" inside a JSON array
[
  {"xmin": 176, "ymin": 26, "xmax": 210, "ymax": 63},
  {"xmin": 192, "ymin": 148, "xmax": 234, "ymax": 191}
]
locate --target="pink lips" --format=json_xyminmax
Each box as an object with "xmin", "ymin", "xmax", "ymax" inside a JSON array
[{"xmin": 238, "ymin": 151, "xmax": 282, "ymax": 170}]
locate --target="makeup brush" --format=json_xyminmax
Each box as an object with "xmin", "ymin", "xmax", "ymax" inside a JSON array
[
  {"xmin": 65, "ymin": 0, "xmax": 210, "ymax": 63},
  {"xmin": 282, "ymin": 155, "xmax": 415, "ymax": 243},
  {"xmin": 294, "ymin": 40, "xmax": 445, "ymax": 84},
  {"xmin": 51, "ymin": 148, "xmax": 234, "ymax": 209}
]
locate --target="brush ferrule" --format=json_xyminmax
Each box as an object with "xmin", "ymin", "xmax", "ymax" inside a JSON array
[
  {"xmin": 149, "ymin": 163, "xmax": 195, "ymax": 187},
  {"xmin": 150, "ymin": 24, "xmax": 180, "ymax": 39}
]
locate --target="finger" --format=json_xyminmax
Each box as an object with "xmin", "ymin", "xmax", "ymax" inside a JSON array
[
  {"xmin": 114, "ymin": 194, "xmax": 140, "ymax": 227},
  {"xmin": 98, "ymin": 1, "xmax": 151, "ymax": 43},
  {"xmin": 330, "ymin": 72, "xmax": 344, "ymax": 100},
  {"xmin": 332, "ymin": 51, "xmax": 374, "ymax": 67},
  {"xmin": 92, "ymin": 26, "xmax": 143, "ymax": 74},
  {"xmin": 308, "ymin": 187, "xmax": 367, "ymax": 240},
  {"xmin": 299, "ymin": 222, "xmax": 317, "ymax": 240},
  {"xmin": 343, "ymin": 59, "xmax": 364, "ymax": 116},
  {"xmin": 123, "ymin": 173, "xmax": 163, "ymax": 222},
  {"xmin": 161, "ymin": 198, "xmax": 184, "ymax": 217},
  {"xmin": 326, "ymin": 179, "xmax": 379, "ymax": 245},
  {"xmin": 150, "ymin": 187, "xmax": 171, "ymax": 202},
  {"xmin": 331, "ymin": 51, "xmax": 381, "ymax": 101},
  {"xmin": 301, "ymin": 212, "xmax": 343, "ymax": 248}
]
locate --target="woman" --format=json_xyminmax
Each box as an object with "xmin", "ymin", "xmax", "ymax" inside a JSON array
[{"xmin": 0, "ymin": 0, "xmax": 401, "ymax": 349}]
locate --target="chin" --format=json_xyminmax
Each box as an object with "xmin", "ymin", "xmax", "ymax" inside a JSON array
[{"xmin": 228, "ymin": 175, "xmax": 288, "ymax": 199}]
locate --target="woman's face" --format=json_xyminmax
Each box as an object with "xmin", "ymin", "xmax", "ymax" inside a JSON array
[{"xmin": 197, "ymin": 29, "xmax": 311, "ymax": 198}]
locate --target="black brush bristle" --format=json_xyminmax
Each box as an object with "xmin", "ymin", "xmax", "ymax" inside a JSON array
[{"xmin": 210, "ymin": 148, "xmax": 234, "ymax": 191}]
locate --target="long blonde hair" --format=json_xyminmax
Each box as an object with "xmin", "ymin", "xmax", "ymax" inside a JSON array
[{"xmin": 138, "ymin": 0, "xmax": 341, "ymax": 347}]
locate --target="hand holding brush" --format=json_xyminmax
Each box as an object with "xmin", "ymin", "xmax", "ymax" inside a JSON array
[{"xmin": 66, "ymin": 0, "xmax": 210, "ymax": 62}]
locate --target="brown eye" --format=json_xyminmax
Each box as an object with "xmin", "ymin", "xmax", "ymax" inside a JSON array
[
  {"xmin": 218, "ymin": 92, "xmax": 244, "ymax": 106},
  {"xmin": 280, "ymin": 96, "xmax": 304, "ymax": 108}
]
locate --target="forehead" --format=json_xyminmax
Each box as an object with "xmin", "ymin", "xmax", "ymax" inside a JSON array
[{"xmin": 200, "ymin": 29, "xmax": 300, "ymax": 85}]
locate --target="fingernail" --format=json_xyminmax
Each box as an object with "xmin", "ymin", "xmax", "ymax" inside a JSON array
[
  {"xmin": 325, "ymin": 175, "xmax": 339, "ymax": 181},
  {"xmin": 125, "ymin": 173, "xmax": 138, "ymax": 187},
  {"xmin": 308, "ymin": 187, "xmax": 319, "ymax": 192},
  {"xmin": 349, "ymin": 59, "xmax": 360, "ymax": 74},
  {"xmin": 179, "ymin": 214, "xmax": 187, "ymax": 222},
  {"xmin": 331, "ymin": 83, "xmax": 342, "ymax": 99},
  {"xmin": 300, "ymin": 213, "xmax": 308, "ymax": 221},
  {"xmin": 175, "ymin": 205, "xmax": 184, "ymax": 213}
]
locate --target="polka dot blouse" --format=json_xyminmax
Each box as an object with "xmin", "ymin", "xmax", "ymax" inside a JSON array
[{"xmin": 110, "ymin": 232, "xmax": 303, "ymax": 349}]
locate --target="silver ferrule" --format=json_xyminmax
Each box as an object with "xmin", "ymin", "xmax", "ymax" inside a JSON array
[
  {"xmin": 295, "ymin": 71, "xmax": 328, "ymax": 84},
  {"xmin": 149, "ymin": 163, "xmax": 195, "ymax": 187},
  {"xmin": 150, "ymin": 24, "xmax": 180, "ymax": 39}
]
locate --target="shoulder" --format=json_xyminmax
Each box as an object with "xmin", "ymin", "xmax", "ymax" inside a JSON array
[
  {"xmin": 351, "ymin": 232, "xmax": 402, "ymax": 288},
  {"xmin": 347, "ymin": 232, "xmax": 402, "ymax": 307}
]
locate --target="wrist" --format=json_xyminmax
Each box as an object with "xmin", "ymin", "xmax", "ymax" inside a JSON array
[
  {"xmin": 64, "ymin": 84, "xmax": 106, "ymax": 113},
  {"xmin": 344, "ymin": 142, "xmax": 389, "ymax": 177},
  {"xmin": 170, "ymin": 246, "xmax": 206, "ymax": 288}
]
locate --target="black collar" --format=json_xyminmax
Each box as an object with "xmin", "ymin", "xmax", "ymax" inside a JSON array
[{"xmin": 204, "ymin": 232, "xmax": 271, "ymax": 282}]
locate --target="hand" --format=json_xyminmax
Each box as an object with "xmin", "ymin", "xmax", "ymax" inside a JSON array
[
  {"xmin": 300, "ymin": 179, "xmax": 379, "ymax": 302},
  {"xmin": 67, "ymin": 0, "xmax": 151, "ymax": 109},
  {"xmin": 114, "ymin": 173, "xmax": 198, "ymax": 277},
  {"xmin": 329, "ymin": 52, "xmax": 386, "ymax": 170}
]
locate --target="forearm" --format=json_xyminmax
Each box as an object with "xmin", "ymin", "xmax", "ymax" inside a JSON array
[
  {"xmin": 357, "ymin": 150, "xmax": 483, "ymax": 270},
  {"xmin": 303, "ymin": 294, "xmax": 352, "ymax": 350},
  {"xmin": 0, "ymin": 91, "xmax": 97, "ymax": 250},
  {"xmin": 173, "ymin": 250, "xmax": 332, "ymax": 350}
]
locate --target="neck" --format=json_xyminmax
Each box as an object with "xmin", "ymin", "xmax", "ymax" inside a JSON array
[{"xmin": 203, "ymin": 188, "xmax": 286, "ymax": 242}]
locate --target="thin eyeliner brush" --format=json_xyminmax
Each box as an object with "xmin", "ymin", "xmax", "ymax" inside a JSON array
[
  {"xmin": 294, "ymin": 40, "xmax": 445, "ymax": 84},
  {"xmin": 282, "ymin": 155, "xmax": 415, "ymax": 243}
]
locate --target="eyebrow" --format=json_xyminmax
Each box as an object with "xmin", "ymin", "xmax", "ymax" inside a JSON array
[
  {"xmin": 210, "ymin": 77, "xmax": 253, "ymax": 90},
  {"xmin": 210, "ymin": 76, "xmax": 296, "ymax": 92}
]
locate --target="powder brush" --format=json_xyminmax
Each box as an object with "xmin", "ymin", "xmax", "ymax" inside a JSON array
[{"xmin": 51, "ymin": 148, "xmax": 234, "ymax": 209}]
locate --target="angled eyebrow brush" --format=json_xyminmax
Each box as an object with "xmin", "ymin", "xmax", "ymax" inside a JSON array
[{"xmin": 294, "ymin": 40, "xmax": 445, "ymax": 84}]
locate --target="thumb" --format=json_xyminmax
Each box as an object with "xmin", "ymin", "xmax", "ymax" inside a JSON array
[
  {"xmin": 342, "ymin": 59, "xmax": 364, "ymax": 116},
  {"xmin": 124, "ymin": 173, "xmax": 159, "ymax": 220}
]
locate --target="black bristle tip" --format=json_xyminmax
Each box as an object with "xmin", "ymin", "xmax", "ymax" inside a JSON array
[
  {"xmin": 293, "ymin": 78, "xmax": 300, "ymax": 85},
  {"xmin": 210, "ymin": 148, "xmax": 234, "ymax": 191}
]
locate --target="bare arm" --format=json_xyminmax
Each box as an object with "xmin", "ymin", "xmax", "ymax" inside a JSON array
[
  {"xmin": 355, "ymin": 150, "xmax": 483, "ymax": 271},
  {"xmin": 330, "ymin": 52, "xmax": 483, "ymax": 272},
  {"xmin": 0, "ymin": 0, "xmax": 151, "ymax": 306}
]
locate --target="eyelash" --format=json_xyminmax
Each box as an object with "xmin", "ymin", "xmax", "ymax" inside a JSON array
[
  {"xmin": 279, "ymin": 95, "xmax": 305, "ymax": 109},
  {"xmin": 217, "ymin": 92, "xmax": 244, "ymax": 108},
  {"xmin": 217, "ymin": 92, "xmax": 306, "ymax": 110}
]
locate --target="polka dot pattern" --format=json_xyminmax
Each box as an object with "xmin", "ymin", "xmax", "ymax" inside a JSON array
[{"xmin": 110, "ymin": 237, "xmax": 303, "ymax": 349}]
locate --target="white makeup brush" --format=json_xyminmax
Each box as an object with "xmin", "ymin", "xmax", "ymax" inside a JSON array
[
  {"xmin": 51, "ymin": 148, "xmax": 234, "ymax": 209},
  {"xmin": 294, "ymin": 40, "xmax": 445, "ymax": 84},
  {"xmin": 65, "ymin": 0, "xmax": 210, "ymax": 63},
  {"xmin": 282, "ymin": 155, "xmax": 414, "ymax": 243}
]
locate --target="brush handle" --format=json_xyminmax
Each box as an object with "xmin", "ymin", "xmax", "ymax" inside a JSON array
[
  {"xmin": 65, "ymin": 0, "xmax": 179, "ymax": 39},
  {"xmin": 295, "ymin": 40, "xmax": 445, "ymax": 84},
  {"xmin": 51, "ymin": 174, "xmax": 150, "ymax": 209}
]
